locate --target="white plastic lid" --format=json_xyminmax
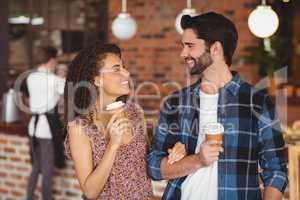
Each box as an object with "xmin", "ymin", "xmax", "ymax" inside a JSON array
[
  {"xmin": 202, "ymin": 122, "xmax": 224, "ymax": 135},
  {"xmin": 106, "ymin": 101, "xmax": 125, "ymax": 111}
]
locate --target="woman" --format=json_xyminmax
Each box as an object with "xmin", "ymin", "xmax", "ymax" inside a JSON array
[{"xmin": 64, "ymin": 43, "xmax": 185, "ymax": 199}]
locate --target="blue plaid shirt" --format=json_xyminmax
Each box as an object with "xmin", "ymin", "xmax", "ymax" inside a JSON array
[{"xmin": 147, "ymin": 72, "xmax": 288, "ymax": 200}]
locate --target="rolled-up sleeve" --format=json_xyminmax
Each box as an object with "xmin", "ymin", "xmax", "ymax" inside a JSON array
[
  {"xmin": 146, "ymin": 110, "xmax": 169, "ymax": 180},
  {"xmin": 146, "ymin": 95, "xmax": 181, "ymax": 180},
  {"xmin": 258, "ymin": 96, "xmax": 288, "ymax": 193}
]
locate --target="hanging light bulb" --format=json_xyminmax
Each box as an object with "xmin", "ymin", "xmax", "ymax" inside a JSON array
[
  {"xmin": 112, "ymin": 0, "xmax": 137, "ymax": 40},
  {"xmin": 175, "ymin": 0, "xmax": 197, "ymax": 34},
  {"xmin": 248, "ymin": 0, "xmax": 279, "ymax": 38}
]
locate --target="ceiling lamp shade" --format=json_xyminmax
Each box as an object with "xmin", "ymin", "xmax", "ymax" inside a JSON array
[
  {"xmin": 111, "ymin": 0, "xmax": 137, "ymax": 40},
  {"xmin": 175, "ymin": 0, "xmax": 197, "ymax": 34},
  {"xmin": 112, "ymin": 13, "xmax": 137, "ymax": 40},
  {"xmin": 175, "ymin": 8, "xmax": 197, "ymax": 34},
  {"xmin": 248, "ymin": 2, "xmax": 279, "ymax": 38}
]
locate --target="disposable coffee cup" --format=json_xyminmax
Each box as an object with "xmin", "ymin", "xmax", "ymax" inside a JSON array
[
  {"xmin": 203, "ymin": 122, "xmax": 224, "ymax": 143},
  {"xmin": 106, "ymin": 101, "xmax": 127, "ymax": 116},
  {"xmin": 106, "ymin": 101, "xmax": 125, "ymax": 111},
  {"xmin": 106, "ymin": 101, "xmax": 131, "ymax": 139}
]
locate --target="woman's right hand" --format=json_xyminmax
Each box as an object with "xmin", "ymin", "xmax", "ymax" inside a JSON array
[
  {"xmin": 167, "ymin": 142, "xmax": 187, "ymax": 164},
  {"xmin": 106, "ymin": 108, "xmax": 132, "ymax": 150}
]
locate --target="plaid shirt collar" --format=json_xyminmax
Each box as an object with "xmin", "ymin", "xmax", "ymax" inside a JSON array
[{"xmin": 191, "ymin": 71, "xmax": 241, "ymax": 97}]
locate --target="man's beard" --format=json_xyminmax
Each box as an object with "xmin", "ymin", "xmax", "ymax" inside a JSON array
[{"xmin": 188, "ymin": 50, "xmax": 213, "ymax": 75}]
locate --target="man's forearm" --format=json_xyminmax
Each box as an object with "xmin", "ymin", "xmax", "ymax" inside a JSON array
[
  {"xmin": 160, "ymin": 154, "xmax": 202, "ymax": 180},
  {"xmin": 263, "ymin": 186, "xmax": 282, "ymax": 200}
]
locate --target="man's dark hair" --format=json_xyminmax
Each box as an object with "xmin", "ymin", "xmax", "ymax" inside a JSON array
[
  {"xmin": 181, "ymin": 12, "xmax": 238, "ymax": 66},
  {"xmin": 39, "ymin": 46, "xmax": 58, "ymax": 64}
]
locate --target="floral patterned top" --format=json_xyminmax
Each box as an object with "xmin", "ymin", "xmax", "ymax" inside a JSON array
[{"xmin": 64, "ymin": 102, "xmax": 153, "ymax": 200}]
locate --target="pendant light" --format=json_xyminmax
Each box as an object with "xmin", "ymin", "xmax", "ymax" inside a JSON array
[
  {"xmin": 112, "ymin": 0, "xmax": 137, "ymax": 40},
  {"xmin": 175, "ymin": 0, "xmax": 197, "ymax": 34},
  {"xmin": 248, "ymin": 0, "xmax": 279, "ymax": 38}
]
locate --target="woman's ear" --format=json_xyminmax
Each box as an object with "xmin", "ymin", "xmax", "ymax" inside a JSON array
[{"xmin": 94, "ymin": 76, "xmax": 102, "ymax": 87}]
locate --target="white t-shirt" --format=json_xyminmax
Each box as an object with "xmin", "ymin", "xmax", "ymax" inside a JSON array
[
  {"xmin": 181, "ymin": 90, "xmax": 219, "ymax": 200},
  {"xmin": 27, "ymin": 66, "xmax": 65, "ymax": 139}
]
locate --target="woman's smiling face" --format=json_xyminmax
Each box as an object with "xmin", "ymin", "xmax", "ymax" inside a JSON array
[{"xmin": 95, "ymin": 53, "xmax": 130, "ymax": 98}]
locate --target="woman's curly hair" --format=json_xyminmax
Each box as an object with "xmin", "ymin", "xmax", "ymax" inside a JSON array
[{"xmin": 64, "ymin": 42, "xmax": 121, "ymax": 123}]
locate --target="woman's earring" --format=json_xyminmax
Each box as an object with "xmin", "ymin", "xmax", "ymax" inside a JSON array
[
  {"xmin": 93, "ymin": 106, "xmax": 99, "ymax": 120},
  {"xmin": 88, "ymin": 107, "xmax": 94, "ymax": 122},
  {"xmin": 88, "ymin": 107, "xmax": 97, "ymax": 122}
]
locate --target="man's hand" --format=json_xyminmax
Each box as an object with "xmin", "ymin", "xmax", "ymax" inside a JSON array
[{"xmin": 197, "ymin": 140, "xmax": 223, "ymax": 166}]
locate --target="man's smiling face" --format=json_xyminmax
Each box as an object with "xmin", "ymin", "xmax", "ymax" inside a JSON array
[{"xmin": 180, "ymin": 28, "xmax": 213, "ymax": 75}]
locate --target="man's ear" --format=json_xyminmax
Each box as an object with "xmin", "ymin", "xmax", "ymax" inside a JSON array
[{"xmin": 210, "ymin": 41, "xmax": 224, "ymax": 61}]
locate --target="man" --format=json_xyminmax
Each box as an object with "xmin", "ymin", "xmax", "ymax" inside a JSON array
[
  {"xmin": 147, "ymin": 12, "xmax": 287, "ymax": 200},
  {"xmin": 26, "ymin": 46, "xmax": 65, "ymax": 200}
]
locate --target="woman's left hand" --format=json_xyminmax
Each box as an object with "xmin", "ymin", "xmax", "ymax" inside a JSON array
[{"xmin": 167, "ymin": 142, "xmax": 187, "ymax": 165}]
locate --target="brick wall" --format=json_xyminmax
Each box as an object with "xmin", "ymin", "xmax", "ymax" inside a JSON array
[
  {"xmin": 107, "ymin": 0, "xmax": 260, "ymax": 117},
  {"xmin": 0, "ymin": 133, "xmax": 82, "ymax": 200},
  {"xmin": 8, "ymin": 0, "xmax": 261, "ymax": 116}
]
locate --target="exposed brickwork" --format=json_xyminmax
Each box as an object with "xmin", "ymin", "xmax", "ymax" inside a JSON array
[
  {"xmin": 108, "ymin": 0, "xmax": 260, "ymax": 118},
  {"xmin": 0, "ymin": 133, "xmax": 82, "ymax": 200}
]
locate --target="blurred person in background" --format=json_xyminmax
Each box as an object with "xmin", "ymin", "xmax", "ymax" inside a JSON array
[{"xmin": 26, "ymin": 46, "xmax": 65, "ymax": 200}]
